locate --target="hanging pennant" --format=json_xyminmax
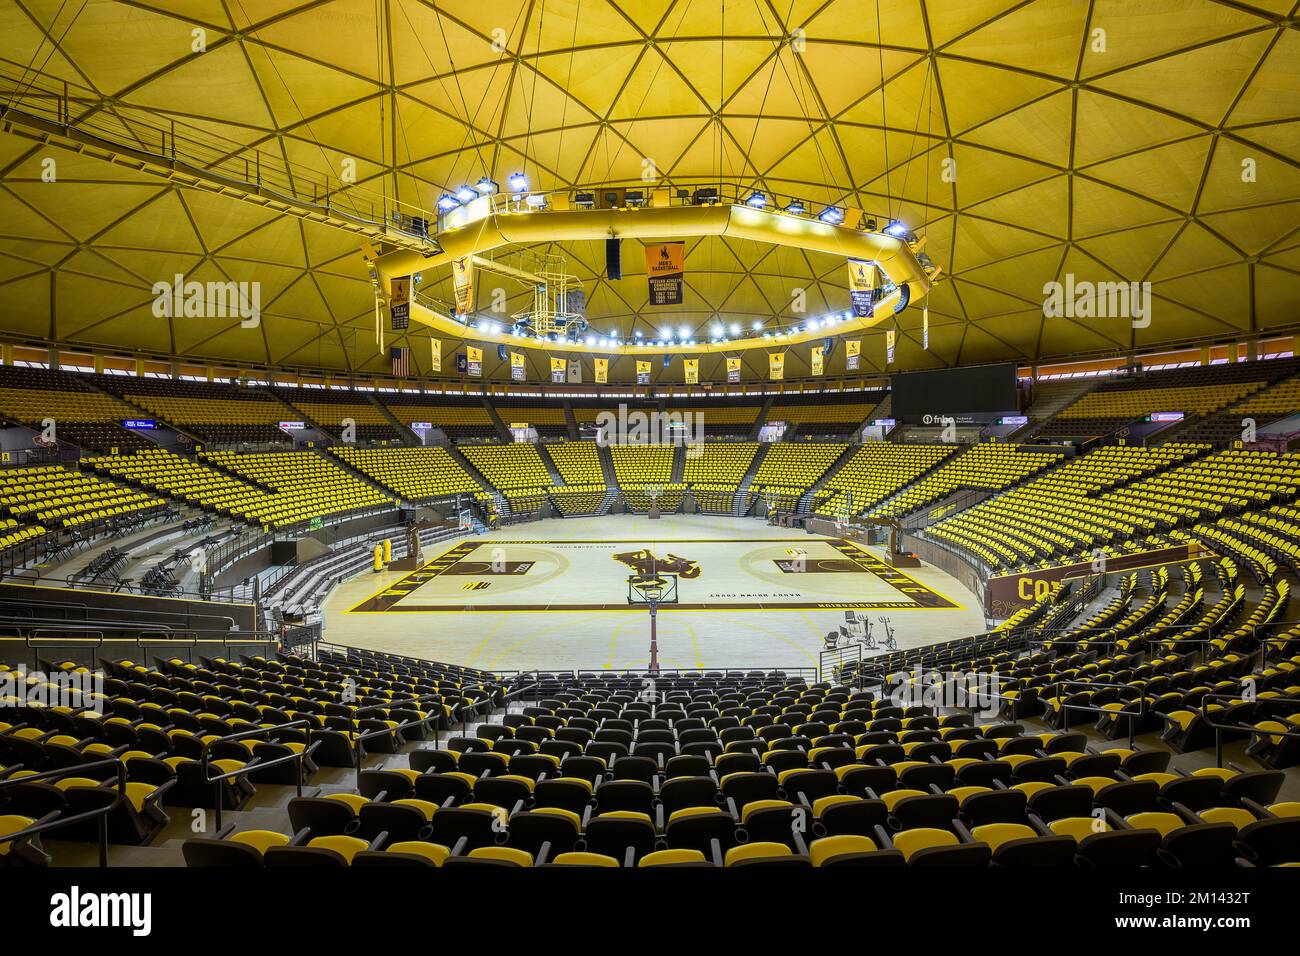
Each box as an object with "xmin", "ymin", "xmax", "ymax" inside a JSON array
[
  {"xmin": 636, "ymin": 360, "xmax": 651, "ymax": 385},
  {"xmin": 845, "ymin": 339, "xmax": 861, "ymax": 371},
  {"xmin": 726, "ymin": 356, "xmax": 742, "ymax": 383},
  {"xmin": 885, "ymin": 329, "xmax": 896, "ymax": 366},
  {"xmin": 769, "ymin": 352, "xmax": 784, "ymax": 381},
  {"xmin": 684, "ymin": 358, "xmax": 698, "ymax": 385},
  {"xmin": 389, "ymin": 275, "xmax": 411, "ymax": 330},
  {"xmin": 465, "ymin": 345, "xmax": 482, "ymax": 378},
  {"xmin": 430, "ymin": 337, "xmax": 441, "ymax": 373},
  {"xmin": 550, "ymin": 356, "xmax": 566, "ymax": 383},
  {"xmin": 595, "ymin": 357, "xmax": 608, "ymax": 384},
  {"xmin": 510, "ymin": 350, "xmax": 525, "ymax": 382},
  {"xmin": 810, "ymin": 345, "xmax": 824, "ymax": 376},
  {"xmin": 847, "ymin": 259, "xmax": 877, "ymax": 318},
  {"xmin": 922, "ymin": 303, "xmax": 929, "ymax": 351}
]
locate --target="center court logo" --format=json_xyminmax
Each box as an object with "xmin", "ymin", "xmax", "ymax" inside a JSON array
[{"xmin": 612, "ymin": 549, "xmax": 701, "ymax": 579}]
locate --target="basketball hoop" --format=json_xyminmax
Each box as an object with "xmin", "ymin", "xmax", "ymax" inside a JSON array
[
  {"xmin": 628, "ymin": 572, "xmax": 678, "ymax": 674},
  {"xmin": 646, "ymin": 483, "xmax": 664, "ymax": 520}
]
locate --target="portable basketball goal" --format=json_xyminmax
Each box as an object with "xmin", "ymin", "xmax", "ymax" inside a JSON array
[{"xmin": 627, "ymin": 571, "xmax": 679, "ymax": 674}]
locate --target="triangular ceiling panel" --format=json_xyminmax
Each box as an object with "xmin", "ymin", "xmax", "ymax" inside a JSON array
[{"xmin": 0, "ymin": 0, "xmax": 1294, "ymax": 374}]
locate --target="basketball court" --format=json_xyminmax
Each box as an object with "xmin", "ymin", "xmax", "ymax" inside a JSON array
[{"xmin": 323, "ymin": 514, "xmax": 986, "ymax": 672}]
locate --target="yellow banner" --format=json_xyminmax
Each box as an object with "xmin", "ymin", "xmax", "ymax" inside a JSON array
[
  {"xmin": 636, "ymin": 360, "xmax": 651, "ymax": 384},
  {"xmin": 769, "ymin": 351, "xmax": 784, "ymax": 381},
  {"xmin": 451, "ymin": 256, "xmax": 475, "ymax": 315},
  {"xmin": 430, "ymin": 337, "xmax": 441, "ymax": 373},
  {"xmin": 726, "ymin": 356, "xmax": 741, "ymax": 383},
  {"xmin": 510, "ymin": 351, "xmax": 525, "ymax": 382},
  {"xmin": 595, "ymin": 357, "xmax": 608, "ymax": 384},
  {"xmin": 886, "ymin": 329, "xmax": 896, "ymax": 365},
  {"xmin": 466, "ymin": 345, "xmax": 482, "ymax": 377},
  {"xmin": 922, "ymin": 304, "xmax": 929, "ymax": 350},
  {"xmin": 684, "ymin": 358, "xmax": 698, "ymax": 384},
  {"xmin": 550, "ymin": 356, "xmax": 566, "ymax": 383},
  {"xmin": 810, "ymin": 345, "xmax": 824, "ymax": 376},
  {"xmin": 845, "ymin": 338, "xmax": 860, "ymax": 371}
]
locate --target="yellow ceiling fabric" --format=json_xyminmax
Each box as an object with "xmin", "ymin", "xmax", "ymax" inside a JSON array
[{"xmin": 0, "ymin": 0, "xmax": 1296, "ymax": 377}]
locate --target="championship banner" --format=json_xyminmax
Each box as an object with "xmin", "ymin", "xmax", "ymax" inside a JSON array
[
  {"xmin": 885, "ymin": 329, "xmax": 896, "ymax": 366},
  {"xmin": 465, "ymin": 345, "xmax": 482, "ymax": 378},
  {"xmin": 810, "ymin": 345, "xmax": 824, "ymax": 376},
  {"xmin": 430, "ymin": 337, "xmax": 441, "ymax": 373},
  {"xmin": 645, "ymin": 242, "xmax": 685, "ymax": 306},
  {"xmin": 510, "ymin": 351, "xmax": 525, "ymax": 382},
  {"xmin": 684, "ymin": 358, "xmax": 698, "ymax": 385},
  {"xmin": 845, "ymin": 339, "xmax": 860, "ymax": 371},
  {"xmin": 567, "ymin": 359, "xmax": 583, "ymax": 384},
  {"xmin": 389, "ymin": 275, "xmax": 411, "ymax": 330},
  {"xmin": 922, "ymin": 304, "xmax": 929, "ymax": 350},
  {"xmin": 636, "ymin": 360, "xmax": 651, "ymax": 385},
  {"xmin": 594, "ymin": 357, "xmax": 608, "ymax": 384},
  {"xmin": 769, "ymin": 351, "xmax": 784, "ymax": 381},
  {"xmin": 452, "ymin": 256, "xmax": 475, "ymax": 315},
  {"xmin": 847, "ymin": 259, "xmax": 876, "ymax": 319},
  {"xmin": 550, "ymin": 357, "xmax": 566, "ymax": 383},
  {"xmin": 726, "ymin": 356, "xmax": 741, "ymax": 383}
]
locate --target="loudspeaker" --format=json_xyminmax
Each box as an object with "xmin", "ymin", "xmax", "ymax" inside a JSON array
[
  {"xmin": 497, "ymin": 344, "xmax": 508, "ymax": 360},
  {"xmin": 823, "ymin": 337, "xmax": 834, "ymax": 356},
  {"xmin": 606, "ymin": 238, "xmax": 622, "ymax": 280}
]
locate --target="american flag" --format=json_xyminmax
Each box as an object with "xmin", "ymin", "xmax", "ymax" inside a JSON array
[{"xmin": 390, "ymin": 345, "xmax": 410, "ymax": 377}]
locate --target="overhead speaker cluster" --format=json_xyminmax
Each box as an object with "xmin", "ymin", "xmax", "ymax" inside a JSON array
[{"xmin": 606, "ymin": 238, "xmax": 622, "ymax": 280}]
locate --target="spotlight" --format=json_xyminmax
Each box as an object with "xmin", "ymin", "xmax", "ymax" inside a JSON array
[
  {"xmin": 729, "ymin": 323, "xmax": 741, "ymax": 336},
  {"xmin": 678, "ymin": 325, "xmax": 690, "ymax": 339},
  {"xmin": 752, "ymin": 320, "xmax": 763, "ymax": 331},
  {"xmin": 509, "ymin": 171, "xmax": 528, "ymax": 192},
  {"xmin": 475, "ymin": 176, "xmax": 498, "ymax": 194},
  {"xmin": 711, "ymin": 322, "xmax": 723, "ymax": 336},
  {"xmin": 525, "ymin": 194, "xmax": 547, "ymax": 208},
  {"xmin": 819, "ymin": 206, "xmax": 844, "ymax": 225},
  {"xmin": 885, "ymin": 220, "xmax": 909, "ymax": 237},
  {"xmin": 745, "ymin": 190, "xmax": 768, "ymax": 209},
  {"xmin": 455, "ymin": 184, "xmax": 478, "ymax": 203},
  {"xmin": 784, "ymin": 199, "xmax": 806, "ymax": 215},
  {"xmin": 660, "ymin": 328, "xmax": 671, "ymax": 340},
  {"xmin": 436, "ymin": 193, "xmax": 459, "ymax": 212}
]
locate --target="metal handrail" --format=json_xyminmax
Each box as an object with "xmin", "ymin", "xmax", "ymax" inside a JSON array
[
  {"xmin": 197, "ymin": 719, "xmax": 318, "ymax": 830},
  {"xmin": 1044, "ymin": 679, "xmax": 1154, "ymax": 751},
  {"xmin": 352, "ymin": 709, "xmax": 444, "ymax": 790},
  {"xmin": 1197, "ymin": 691, "xmax": 1300, "ymax": 768},
  {"xmin": 0, "ymin": 758, "xmax": 130, "ymax": 866}
]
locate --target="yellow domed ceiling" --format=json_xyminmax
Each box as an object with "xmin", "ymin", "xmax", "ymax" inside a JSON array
[{"xmin": 1, "ymin": 0, "xmax": 1298, "ymax": 381}]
